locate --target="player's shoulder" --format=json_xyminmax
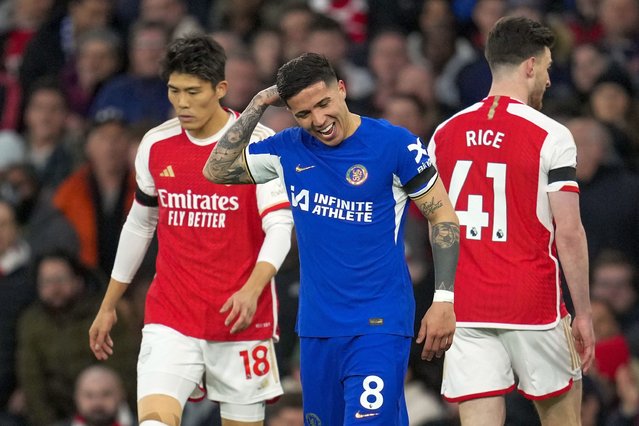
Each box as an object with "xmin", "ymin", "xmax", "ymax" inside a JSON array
[
  {"xmin": 361, "ymin": 116, "xmax": 416, "ymax": 142},
  {"xmin": 433, "ymin": 101, "xmax": 484, "ymax": 135},
  {"xmin": 139, "ymin": 117, "xmax": 183, "ymax": 148},
  {"xmin": 250, "ymin": 122, "xmax": 276, "ymax": 142},
  {"xmin": 506, "ymin": 103, "xmax": 571, "ymax": 139}
]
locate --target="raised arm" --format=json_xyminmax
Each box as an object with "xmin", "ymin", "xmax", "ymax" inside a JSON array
[{"xmin": 203, "ymin": 85, "xmax": 282, "ymax": 184}]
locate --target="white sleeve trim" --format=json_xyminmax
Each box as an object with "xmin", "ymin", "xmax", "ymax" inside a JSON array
[
  {"xmin": 256, "ymin": 208, "xmax": 294, "ymax": 272},
  {"xmin": 546, "ymin": 181, "xmax": 579, "ymax": 193},
  {"xmin": 111, "ymin": 201, "xmax": 159, "ymax": 283}
]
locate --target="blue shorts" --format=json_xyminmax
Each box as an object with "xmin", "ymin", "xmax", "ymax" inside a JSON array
[{"xmin": 299, "ymin": 334, "xmax": 411, "ymax": 426}]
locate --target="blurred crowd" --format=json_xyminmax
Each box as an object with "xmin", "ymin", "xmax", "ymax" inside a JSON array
[{"xmin": 0, "ymin": 0, "xmax": 638, "ymax": 425}]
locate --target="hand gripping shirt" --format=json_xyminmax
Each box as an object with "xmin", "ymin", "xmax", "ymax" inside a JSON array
[
  {"xmin": 428, "ymin": 96, "xmax": 576, "ymax": 329},
  {"xmin": 136, "ymin": 111, "xmax": 289, "ymax": 341},
  {"xmin": 245, "ymin": 117, "xmax": 438, "ymax": 337}
]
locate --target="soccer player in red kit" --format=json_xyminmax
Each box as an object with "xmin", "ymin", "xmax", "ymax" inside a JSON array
[
  {"xmin": 428, "ymin": 17, "xmax": 595, "ymax": 425},
  {"xmin": 88, "ymin": 36, "xmax": 293, "ymax": 426}
]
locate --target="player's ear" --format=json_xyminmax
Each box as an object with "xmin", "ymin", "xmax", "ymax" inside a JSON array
[
  {"xmin": 337, "ymin": 79, "xmax": 347, "ymax": 99},
  {"xmin": 524, "ymin": 56, "xmax": 536, "ymax": 78},
  {"xmin": 215, "ymin": 80, "xmax": 228, "ymax": 99}
]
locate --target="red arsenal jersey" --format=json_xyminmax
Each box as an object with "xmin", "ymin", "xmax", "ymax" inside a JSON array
[
  {"xmin": 429, "ymin": 96, "xmax": 577, "ymax": 329},
  {"xmin": 135, "ymin": 111, "xmax": 289, "ymax": 340}
]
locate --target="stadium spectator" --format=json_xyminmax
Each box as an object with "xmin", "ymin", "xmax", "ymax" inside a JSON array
[
  {"xmin": 139, "ymin": 0, "xmax": 203, "ymax": 40},
  {"xmin": 19, "ymin": 0, "xmax": 113, "ymax": 98},
  {"xmin": 21, "ymin": 79, "xmax": 75, "ymax": 190},
  {"xmin": 53, "ymin": 115, "xmax": 136, "ymax": 276},
  {"xmin": 16, "ymin": 250, "xmax": 138, "ymax": 425},
  {"xmin": 222, "ymin": 52, "xmax": 262, "ymax": 112},
  {"xmin": 89, "ymin": 20, "xmax": 172, "ymax": 128},
  {"xmin": 304, "ymin": 14, "xmax": 374, "ymax": 110},
  {"xmin": 0, "ymin": 198, "xmax": 34, "ymax": 426},
  {"xmin": 568, "ymin": 116, "xmax": 639, "ymax": 266},
  {"xmin": 60, "ymin": 28, "xmax": 123, "ymax": 119},
  {"xmin": 52, "ymin": 365, "xmax": 135, "ymax": 426}
]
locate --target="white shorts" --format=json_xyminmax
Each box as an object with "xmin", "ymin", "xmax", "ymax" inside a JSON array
[
  {"xmin": 442, "ymin": 316, "xmax": 581, "ymax": 402},
  {"xmin": 137, "ymin": 324, "xmax": 283, "ymax": 407}
]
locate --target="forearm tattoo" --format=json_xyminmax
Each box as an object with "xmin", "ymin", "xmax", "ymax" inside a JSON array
[
  {"xmin": 431, "ymin": 222, "xmax": 460, "ymax": 292},
  {"xmin": 420, "ymin": 197, "xmax": 443, "ymax": 217},
  {"xmin": 204, "ymin": 100, "xmax": 267, "ymax": 183}
]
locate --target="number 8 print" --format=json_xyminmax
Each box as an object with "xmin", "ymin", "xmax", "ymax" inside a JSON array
[{"xmin": 360, "ymin": 375, "xmax": 384, "ymax": 410}]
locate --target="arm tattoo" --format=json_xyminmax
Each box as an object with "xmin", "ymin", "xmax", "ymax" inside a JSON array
[
  {"xmin": 419, "ymin": 197, "xmax": 443, "ymax": 217},
  {"xmin": 431, "ymin": 222, "xmax": 460, "ymax": 292},
  {"xmin": 204, "ymin": 100, "xmax": 267, "ymax": 184}
]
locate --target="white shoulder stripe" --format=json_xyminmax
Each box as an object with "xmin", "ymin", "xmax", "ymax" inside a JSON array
[
  {"xmin": 141, "ymin": 118, "xmax": 182, "ymax": 145},
  {"xmin": 433, "ymin": 101, "xmax": 484, "ymax": 135},
  {"xmin": 506, "ymin": 103, "xmax": 570, "ymax": 137}
]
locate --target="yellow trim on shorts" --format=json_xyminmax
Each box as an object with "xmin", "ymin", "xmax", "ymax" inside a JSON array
[{"xmin": 562, "ymin": 316, "xmax": 581, "ymax": 370}]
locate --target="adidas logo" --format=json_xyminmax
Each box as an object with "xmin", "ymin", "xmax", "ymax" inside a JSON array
[{"xmin": 160, "ymin": 166, "xmax": 175, "ymax": 177}]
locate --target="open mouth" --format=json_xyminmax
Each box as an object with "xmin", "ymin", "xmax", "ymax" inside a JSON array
[{"xmin": 317, "ymin": 122, "xmax": 335, "ymax": 137}]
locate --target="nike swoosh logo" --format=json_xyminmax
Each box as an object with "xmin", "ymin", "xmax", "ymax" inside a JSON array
[
  {"xmin": 295, "ymin": 164, "xmax": 316, "ymax": 172},
  {"xmin": 354, "ymin": 411, "xmax": 380, "ymax": 419}
]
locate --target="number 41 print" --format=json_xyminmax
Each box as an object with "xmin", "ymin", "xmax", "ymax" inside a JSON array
[{"xmin": 449, "ymin": 160, "xmax": 507, "ymax": 242}]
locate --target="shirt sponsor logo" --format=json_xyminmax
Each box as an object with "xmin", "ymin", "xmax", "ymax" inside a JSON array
[
  {"xmin": 346, "ymin": 164, "xmax": 368, "ymax": 185},
  {"xmin": 290, "ymin": 186, "xmax": 373, "ymax": 223},
  {"xmin": 158, "ymin": 189, "xmax": 240, "ymax": 228},
  {"xmin": 409, "ymin": 138, "xmax": 432, "ymax": 173}
]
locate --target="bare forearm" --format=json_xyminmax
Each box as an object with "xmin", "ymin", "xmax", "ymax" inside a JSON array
[
  {"xmin": 204, "ymin": 99, "xmax": 268, "ymax": 183},
  {"xmin": 243, "ymin": 261, "xmax": 277, "ymax": 296},
  {"xmin": 556, "ymin": 225, "xmax": 591, "ymax": 316},
  {"xmin": 99, "ymin": 278, "xmax": 129, "ymax": 311}
]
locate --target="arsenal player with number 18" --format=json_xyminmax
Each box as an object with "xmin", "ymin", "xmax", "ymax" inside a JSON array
[{"xmin": 89, "ymin": 36, "xmax": 293, "ymax": 426}]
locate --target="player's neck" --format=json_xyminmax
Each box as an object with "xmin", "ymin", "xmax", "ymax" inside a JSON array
[
  {"xmin": 487, "ymin": 80, "xmax": 529, "ymax": 106},
  {"xmin": 344, "ymin": 113, "xmax": 361, "ymax": 139},
  {"xmin": 189, "ymin": 106, "xmax": 229, "ymax": 139}
]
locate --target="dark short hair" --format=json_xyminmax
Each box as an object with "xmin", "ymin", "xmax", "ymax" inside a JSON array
[
  {"xmin": 309, "ymin": 14, "xmax": 346, "ymax": 39},
  {"xmin": 128, "ymin": 20, "xmax": 169, "ymax": 51},
  {"xmin": 276, "ymin": 52, "xmax": 337, "ymax": 102},
  {"xmin": 26, "ymin": 77, "xmax": 68, "ymax": 109},
  {"xmin": 161, "ymin": 35, "xmax": 226, "ymax": 85},
  {"xmin": 31, "ymin": 249, "xmax": 87, "ymax": 286},
  {"xmin": 485, "ymin": 16, "xmax": 554, "ymax": 70}
]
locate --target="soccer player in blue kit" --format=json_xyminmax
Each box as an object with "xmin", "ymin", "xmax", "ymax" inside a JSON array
[{"xmin": 203, "ymin": 53, "xmax": 460, "ymax": 425}]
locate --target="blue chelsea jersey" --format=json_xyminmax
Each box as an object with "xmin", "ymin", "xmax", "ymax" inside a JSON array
[{"xmin": 246, "ymin": 117, "xmax": 436, "ymax": 337}]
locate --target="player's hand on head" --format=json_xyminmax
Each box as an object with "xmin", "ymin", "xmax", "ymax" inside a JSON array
[
  {"xmin": 89, "ymin": 308, "xmax": 117, "ymax": 361},
  {"xmin": 254, "ymin": 85, "xmax": 284, "ymax": 108},
  {"xmin": 572, "ymin": 314, "xmax": 595, "ymax": 374},
  {"xmin": 220, "ymin": 288, "xmax": 259, "ymax": 334},
  {"xmin": 417, "ymin": 302, "xmax": 455, "ymax": 361}
]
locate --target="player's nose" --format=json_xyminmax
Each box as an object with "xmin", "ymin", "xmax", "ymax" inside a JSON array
[
  {"xmin": 311, "ymin": 110, "xmax": 325, "ymax": 128},
  {"xmin": 177, "ymin": 93, "xmax": 190, "ymax": 108}
]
